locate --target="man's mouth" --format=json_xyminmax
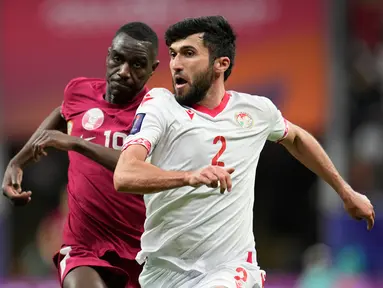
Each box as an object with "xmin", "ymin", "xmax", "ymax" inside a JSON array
[
  {"xmin": 174, "ymin": 76, "xmax": 188, "ymax": 89},
  {"xmin": 112, "ymin": 80, "xmax": 131, "ymax": 89}
]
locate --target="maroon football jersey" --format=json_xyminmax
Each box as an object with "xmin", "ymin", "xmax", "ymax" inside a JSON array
[{"xmin": 61, "ymin": 77, "xmax": 147, "ymax": 259}]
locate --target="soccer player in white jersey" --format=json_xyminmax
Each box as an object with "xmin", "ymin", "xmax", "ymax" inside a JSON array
[{"xmin": 113, "ymin": 16, "xmax": 375, "ymax": 288}]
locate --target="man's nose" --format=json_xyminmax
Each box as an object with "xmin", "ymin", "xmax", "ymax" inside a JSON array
[{"xmin": 117, "ymin": 63, "xmax": 131, "ymax": 79}]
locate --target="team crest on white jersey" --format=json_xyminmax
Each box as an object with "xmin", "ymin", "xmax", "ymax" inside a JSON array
[
  {"xmin": 67, "ymin": 120, "xmax": 73, "ymax": 135},
  {"xmin": 82, "ymin": 108, "xmax": 104, "ymax": 130},
  {"xmin": 235, "ymin": 112, "xmax": 253, "ymax": 128}
]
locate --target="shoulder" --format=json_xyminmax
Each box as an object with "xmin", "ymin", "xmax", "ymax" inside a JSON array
[
  {"xmin": 61, "ymin": 77, "xmax": 105, "ymax": 119},
  {"xmin": 228, "ymin": 90, "xmax": 276, "ymax": 113},
  {"xmin": 64, "ymin": 77, "xmax": 105, "ymax": 97},
  {"xmin": 134, "ymin": 88, "xmax": 176, "ymax": 129},
  {"xmin": 145, "ymin": 87, "xmax": 174, "ymax": 100},
  {"xmin": 139, "ymin": 88, "xmax": 175, "ymax": 109}
]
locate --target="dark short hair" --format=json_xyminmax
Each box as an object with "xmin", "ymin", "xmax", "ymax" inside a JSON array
[
  {"xmin": 115, "ymin": 22, "xmax": 159, "ymax": 58},
  {"xmin": 165, "ymin": 16, "xmax": 236, "ymax": 81}
]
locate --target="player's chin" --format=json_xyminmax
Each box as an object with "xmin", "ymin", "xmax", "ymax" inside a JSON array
[
  {"xmin": 174, "ymin": 84, "xmax": 189, "ymax": 97},
  {"xmin": 174, "ymin": 92, "xmax": 187, "ymax": 102},
  {"xmin": 111, "ymin": 83, "xmax": 134, "ymax": 96}
]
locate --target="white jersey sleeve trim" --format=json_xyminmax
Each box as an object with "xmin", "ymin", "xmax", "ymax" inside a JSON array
[
  {"xmin": 262, "ymin": 97, "xmax": 289, "ymax": 142},
  {"xmin": 122, "ymin": 137, "xmax": 152, "ymax": 153},
  {"xmin": 275, "ymin": 118, "xmax": 289, "ymax": 143}
]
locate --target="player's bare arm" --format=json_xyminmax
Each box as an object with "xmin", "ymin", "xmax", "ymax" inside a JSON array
[
  {"xmin": 31, "ymin": 130, "xmax": 121, "ymax": 171},
  {"xmin": 279, "ymin": 121, "xmax": 375, "ymax": 230},
  {"xmin": 2, "ymin": 106, "xmax": 66, "ymax": 205},
  {"xmin": 114, "ymin": 144, "xmax": 235, "ymax": 194}
]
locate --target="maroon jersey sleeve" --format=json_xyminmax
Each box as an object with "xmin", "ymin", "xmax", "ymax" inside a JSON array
[{"xmin": 61, "ymin": 77, "xmax": 89, "ymax": 120}]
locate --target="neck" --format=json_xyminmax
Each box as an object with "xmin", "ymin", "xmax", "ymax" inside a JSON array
[{"xmin": 197, "ymin": 80, "xmax": 225, "ymax": 109}]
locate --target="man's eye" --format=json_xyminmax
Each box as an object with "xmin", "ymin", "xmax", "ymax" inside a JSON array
[
  {"xmin": 185, "ymin": 50, "xmax": 194, "ymax": 57},
  {"xmin": 113, "ymin": 56, "xmax": 122, "ymax": 62}
]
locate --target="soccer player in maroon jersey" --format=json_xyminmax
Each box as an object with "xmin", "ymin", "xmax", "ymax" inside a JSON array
[{"xmin": 2, "ymin": 22, "xmax": 159, "ymax": 288}]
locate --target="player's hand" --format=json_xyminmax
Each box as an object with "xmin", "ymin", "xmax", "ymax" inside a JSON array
[
  {"xmin": 32, "ymin": 130, "xmax": 75, "ymax": 161},
  {"xmin": 1, "ymin": 162, "xmax": 31, "ymax": 206},
  {"xmin": 187, "ymin": 165, "xmax": 235, "ymax": 194},
  {"xmin": 343, "ymin": 190, "xmax": 375, "ymax": 230}
]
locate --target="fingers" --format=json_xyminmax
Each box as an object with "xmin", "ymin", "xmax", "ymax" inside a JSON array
[
  {"xmin": 11, "ymin": 191, "xmax": 32, "ymax": 206},
  {"xmin": 213, "ymin": 167, "xmax": 234, "ymax": 193},
  {"xmin": 32, "ymin": 136, "xmax": 42, "ymax": 161},
  {"xmin": 2, "ymin": 185, "xmax": 17, "ymax": 199},
  {"xmin": 190, "ymin": 165, "xmax": 235, "ymax": 193},
  {"xmin": 2, "ymin": 186, "xmax": 32, "ymax": 206},
  {"xmin": 217, "ymin": 171, "xmax": 228, "ymax": 194},
  {"xmin": 367, "ymin": 214, "xmax": 374, "ymax": 231},
  {"xmin": 200, "ymin": 170, "xmax": 219, "ymax": 188},
  {"xmin": 5, "ymin": 165, "xmax": 23, "ymax": 193},
  {"xmin": 226, "ymin": 167, "xmax": 235, "ymax": 174},
  {"xmin": 345, "ymin": 192, "xmax": 376, "ymax": 231},
  {"xmin": 200, "ymin": 166, "xmax": 235, "ymax": 193},
  {"xmin": 2, "ymin": 165, "xmax": 30, "ymax": 206},
  {"xmin": 3, "ymin": 186, "xmax": 31, "ymax": 199},
  {"xmin": 367, "ymin": 207, "xmax": 375, "ymax": 231},
  {"xmin": 364, "ymin": 198, "xmax": 375, "ymax": 231},
  {"xmin": 198, "ymin": 174, "xmax": 216, "ymax": 187},
  {"xmin": 10, "ymin": 173, "xmax": 22, "ymax": 193},
  {"xmin": 225, "ymin": 168, "xmax": 234, "ymax": 192},
  {"xmin": 34, "ymin": 148, "xmax": 48, "ymax": 162},
  {"xmin": 32, "ymin": 134, "xmax": 49, "ymax": 161}
]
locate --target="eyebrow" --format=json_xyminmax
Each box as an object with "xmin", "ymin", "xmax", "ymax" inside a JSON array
[
  {"xmin": 169, "ymin": 45, "xmax": 197, "ymax": 52},
  {"xmin": 132, "ymin": 56, "xmax": 149, "ymax": 63},
  {"xmin": 111, "ymin": 49, "xmax": 148, "ymax": 59}
]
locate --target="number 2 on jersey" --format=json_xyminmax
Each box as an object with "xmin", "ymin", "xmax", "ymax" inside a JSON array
[{"xmin": 212, "ymin": 136, "xmax": 226, "ymax": 167}]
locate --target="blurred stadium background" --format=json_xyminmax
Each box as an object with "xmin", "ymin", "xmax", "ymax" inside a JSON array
[{"xmin": 1, "ymin": 0, "xmax": 383, "ymax": 287}]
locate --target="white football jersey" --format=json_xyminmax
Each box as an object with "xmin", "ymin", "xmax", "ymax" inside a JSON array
[{"xmin": 123, "ymin": 88, "xmax": 288, "ymax": 273}]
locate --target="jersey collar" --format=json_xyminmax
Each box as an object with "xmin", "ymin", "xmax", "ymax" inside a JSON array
[{"xmin": 191, "ymin": 92, "xmax": 231, "ymax": 118}]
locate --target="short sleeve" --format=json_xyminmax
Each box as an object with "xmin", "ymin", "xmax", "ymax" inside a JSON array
[
  {"xmin": 61, "ymin": 77, "xmax": 88, "ymax": 120},
  {"xmin": 122, "ymin": 88, "xmax": 169, "ymax": 155},
  {"xmin": 264, "ymin": 98, "xmax": 289, "ymax": 142}
]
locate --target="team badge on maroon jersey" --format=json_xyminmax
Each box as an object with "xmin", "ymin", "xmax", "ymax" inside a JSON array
[
  {"xmin": 235, "ymin": 112, "xmax": 253, "ymax": 128},
  {"xmin": 82, "ymin": 108, "xmax": 105, "ymax": 130}
]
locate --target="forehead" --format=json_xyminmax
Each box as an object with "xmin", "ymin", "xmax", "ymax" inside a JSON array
[
  {"xmin": 112, "ymin": 34, "xmax": 152, "ymax": 57},
  {"xmin": 169, "ymin": 33, "xmax": 207, "ymax": 52}
]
